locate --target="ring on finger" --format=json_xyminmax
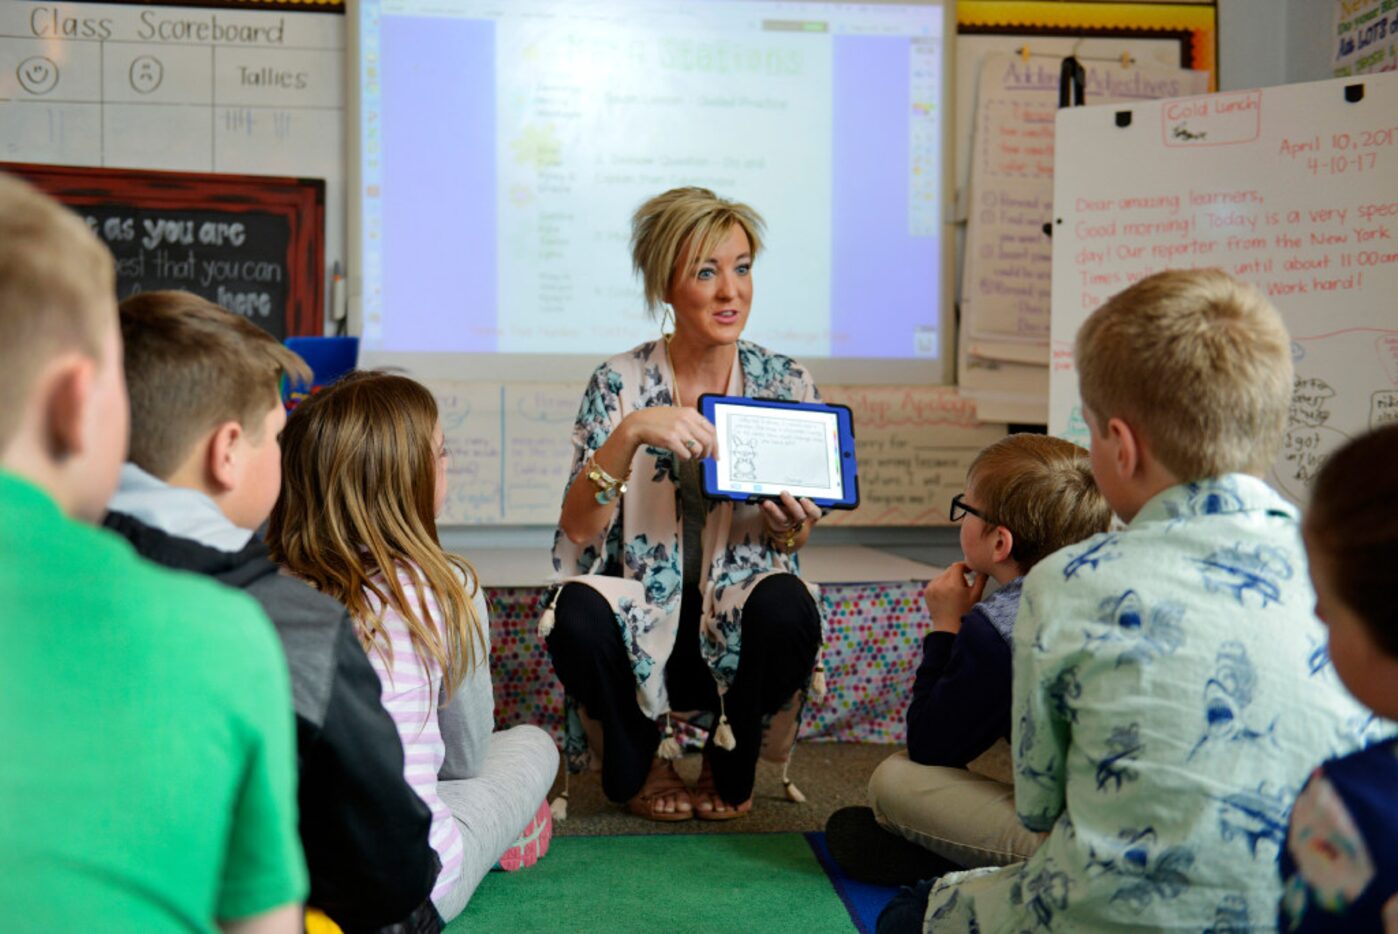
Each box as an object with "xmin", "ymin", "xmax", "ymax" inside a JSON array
[{"xmin": 683, "ymin": 439, "xmax": 697, "ymax": 451}]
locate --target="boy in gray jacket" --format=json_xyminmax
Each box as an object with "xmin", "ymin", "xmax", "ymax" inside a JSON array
[{"xmin": 105, "ymin": 290, "xmax": 442, "ymax": 933}]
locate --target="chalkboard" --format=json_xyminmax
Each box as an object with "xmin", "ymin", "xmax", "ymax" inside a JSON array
[
  {"xmin": 1049, "ymin": 71, "xmax": 1398, "ymax": 505},
  {"xmin": 1, "ymin": 162, "xmax": 324, "ymax": 339}
]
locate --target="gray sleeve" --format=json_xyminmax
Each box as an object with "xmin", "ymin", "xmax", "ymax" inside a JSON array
[{"xmin": 438, "ymin": 584, "xmax": 494, "ymax": 781}]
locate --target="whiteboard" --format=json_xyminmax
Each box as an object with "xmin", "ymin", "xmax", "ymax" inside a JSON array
[
  {"xmin": 0, "ymin": 1, "xmax": 345, "ymax": 291},
  {"xmin": 1049, "ymin": 71, "xmax": 1398, "ymax": 503}
]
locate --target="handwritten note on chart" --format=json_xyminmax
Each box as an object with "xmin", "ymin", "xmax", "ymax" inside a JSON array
[
  {"xmin": 821, "ymin": 386, "xmax": 1007, "ymax": 526},
  {"xmin": 424, "ymin": 381, "xmax": 576, "ymax": 525},
  {"xmin": 962, "ymin": 54, "xmax": 1208, "ymax": 343},
  {"xmin": 1049, "ymin": 74, "xmax": 1398, "ymax": 505}
]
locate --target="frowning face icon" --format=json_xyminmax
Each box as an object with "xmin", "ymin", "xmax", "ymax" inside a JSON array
[
  {"xmin": 130, "ymin": 55, "xmax": 164, "ymax": 94},
  {"xmin": 17, "ymin": 57, "xmax": 59, "ymax": 95}
]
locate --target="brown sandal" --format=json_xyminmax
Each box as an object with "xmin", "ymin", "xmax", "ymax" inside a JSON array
[
  {"xmin": 626, "ymin": 760, "xmax": 694, "ymax": 822},
  {"xmin": 693, "ymin": 756, "xmax": 752, "ymax": 822}
]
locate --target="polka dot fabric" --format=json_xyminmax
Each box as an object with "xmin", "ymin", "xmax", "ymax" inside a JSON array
[
  {"xmin": 488, "ymin": 588, "xmax": 564, "ymax": 736},
  {"xmin": 487, "ymin": 581, "xmax": 927, "ymax": 745},
  {"xmin": 802, "ymin": 583, "xmax": 925, "ymax": 743}
]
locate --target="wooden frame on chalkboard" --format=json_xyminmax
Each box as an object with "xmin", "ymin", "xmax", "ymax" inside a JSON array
[{"xmin": 1, "ymin": 163, "xmax": 324, "ymax": 338}]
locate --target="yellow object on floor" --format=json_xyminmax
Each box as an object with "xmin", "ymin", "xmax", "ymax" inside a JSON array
[{"xmin": 305, "ymin": 908, "xmax": 343, "ymax": 934}]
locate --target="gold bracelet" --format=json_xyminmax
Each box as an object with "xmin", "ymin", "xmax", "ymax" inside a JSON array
[
  {"xmin": 584, "ymin": 456, "xmax": 628, "ymax": 505},
  {"xmin": 770, "ymin": 524, "xmax": 799, "ymax": 554}
]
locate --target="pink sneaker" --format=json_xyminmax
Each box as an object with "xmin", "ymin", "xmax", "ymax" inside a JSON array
[{"xmin": 495, "ymin": 801, "xmax": 552, "ymax": 872}]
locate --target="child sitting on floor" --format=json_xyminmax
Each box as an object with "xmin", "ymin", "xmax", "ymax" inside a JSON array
[
  {"xmin": 827, "ymin": 434, "xmax": 1110, "ymax": 885},
  {"xmin": 1279, "ymin": 423, "xmax": 1398, "ymax": 931},
  {"xmin": 105, "ymin": 291, "xmax": 442, "ymax": 931},
  {"xmin": 0, "ymin": 175, "xmax": 304, "ymax": 931},
  {"xmin": 880, "ymin": 269, "xmax": 1383, "ymax": 933},
  {"xmin": 267, "ymin": 370, "xmax": 559, "ymax": 924}
]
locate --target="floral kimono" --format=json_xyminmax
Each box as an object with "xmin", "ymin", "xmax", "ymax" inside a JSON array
[{"xmin": 549, "ymin": 339, "xmax": 825, "ymax": 773}]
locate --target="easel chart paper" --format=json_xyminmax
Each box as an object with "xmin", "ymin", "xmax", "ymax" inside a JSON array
[
  {"xmin": 1049, "ymin": 73, "xmax": 1398, "ymax": 505},
  {"xmin": 425, "ymin": 381, "xmax": 576, "ymax": 525},
  {"xmin": 962, "ymin": 53, "xmax": 1207, "ymax": 344},
  {"xmin": 820, "ymin": 386, "xmax": 1006, "ymax": 526}
]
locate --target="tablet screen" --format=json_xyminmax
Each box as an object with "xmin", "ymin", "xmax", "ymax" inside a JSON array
[{"xmin": 711, "ymin": 402, "xmax": 844, "ymax": 501}]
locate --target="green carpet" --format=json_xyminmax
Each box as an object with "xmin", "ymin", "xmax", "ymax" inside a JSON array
[{"xmin": 446, "ymin": 833, "xmax": 855, "ymax": 933}]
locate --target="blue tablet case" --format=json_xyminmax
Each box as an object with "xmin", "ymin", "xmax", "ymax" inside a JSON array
[{"xmin": 698, "ymin": 394, "xmax": 860, "ymax": 510}]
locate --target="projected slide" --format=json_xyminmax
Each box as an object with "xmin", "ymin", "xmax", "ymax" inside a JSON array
[{"xmin": 357, "ymin": 0, "xmax": 946, "ymax": 365}]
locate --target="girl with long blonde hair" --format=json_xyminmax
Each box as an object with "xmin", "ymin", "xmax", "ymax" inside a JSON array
[{"xmin": 268, "ymin": 371, "xmax": 558, "ymax": 922}]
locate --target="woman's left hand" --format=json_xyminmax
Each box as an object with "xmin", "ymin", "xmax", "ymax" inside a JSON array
[{"xmin": 761, "ymin": 491, "xmax": 820, "ymax": 553}]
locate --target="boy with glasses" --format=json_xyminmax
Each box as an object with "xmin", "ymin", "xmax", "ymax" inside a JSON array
[
  {"xmin": 828, "ymin": 434, "xmax": 1110, "ymax": 885},
  {"xmin": 885, "ymin": 270, "xmax": 1384, "ymax": 932}
]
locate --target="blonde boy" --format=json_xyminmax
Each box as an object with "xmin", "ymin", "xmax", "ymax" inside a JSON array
[
  {"xmin": 830, "ymin": 435, "xmax": 1110, "ymax": 886},
  {"xmin": 0, "ymin": 175, "xmax": 305, "ymax": 930},
  {"xmin": 883, "ymin": 269, "xmax": 1382, "ymax": 933},
  {"xmin": 104, "ymin": 291, "xmax": 444, "ymax": 931}
]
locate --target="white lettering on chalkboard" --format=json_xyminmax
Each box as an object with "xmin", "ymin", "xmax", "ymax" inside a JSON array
[
  {"xmin": 216, "ymin": 287, "xmax": 272, "ymax": 318},
  {"xmin": 139, "ymin": 219, "xmax": 246, "ymax": 250}
]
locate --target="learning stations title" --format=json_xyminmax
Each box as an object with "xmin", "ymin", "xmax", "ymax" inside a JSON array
[{"xmin": 29, "ymin": 6, "xmax": 286, "ymax": 44}]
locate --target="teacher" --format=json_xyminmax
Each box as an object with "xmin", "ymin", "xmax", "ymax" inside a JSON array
[{"xmin": 546, "ymin": 187, "xmax": 824, "ymax": 822}]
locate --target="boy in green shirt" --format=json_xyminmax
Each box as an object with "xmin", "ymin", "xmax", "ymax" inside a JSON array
[{"xmin": 0, "ymin": 172, "xmax": 306, "ymax": 932}]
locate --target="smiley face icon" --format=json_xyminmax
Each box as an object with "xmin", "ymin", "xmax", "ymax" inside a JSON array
[
  {"xmin": 130, "ymin": 55, "xmax": 164, "ymax": 94},
  {"xmin": 17, "ymin": 57, "xmax": 59, "ymax": 96}
]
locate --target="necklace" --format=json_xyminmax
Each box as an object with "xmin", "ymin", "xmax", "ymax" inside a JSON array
[
  {"xmin": 665, "ymin": 338, "xmax": 735, "ymax": 409},
  {"xmin": 663, "ymin": 336, "xmax": 685, "ymax": 408}
]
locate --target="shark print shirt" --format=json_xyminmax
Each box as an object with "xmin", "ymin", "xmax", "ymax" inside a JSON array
[{"xmin": 919, "ymin": 475, "xmax": 1384, "ymax": 932}]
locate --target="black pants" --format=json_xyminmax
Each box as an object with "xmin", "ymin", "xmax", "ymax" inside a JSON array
[{"xmin": 546, "ymin": 573, "xmax": 821, "ymax": 805}]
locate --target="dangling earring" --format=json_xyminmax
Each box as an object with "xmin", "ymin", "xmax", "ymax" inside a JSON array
[{"xmin": 661, "ymin": 304, "xmax": 675, "ymax": 343}]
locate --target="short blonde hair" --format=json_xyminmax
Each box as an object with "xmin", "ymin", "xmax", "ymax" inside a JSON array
[
  {"xmin": 631, "ymin": 187, "xmax": 765, "ymax": 316},
  {"xmin": 969, "ymin": 434, "xmax": 1112, "ymax": 570},
  {"xmin": 119, "ymin": 290, "xmax": 311, "ymax": 479},
  {"xmin": 0, "ymin": 172, "xmax": 116, "ymax": 450},
  {"xmin": 1075, "ymin": 269, "xmax": 1292, "ymax": 481}
]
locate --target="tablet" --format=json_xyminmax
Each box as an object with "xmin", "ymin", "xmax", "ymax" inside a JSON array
[{"xmin": 698, "ymin": 394, "xmax": 859, "ymax": 510}]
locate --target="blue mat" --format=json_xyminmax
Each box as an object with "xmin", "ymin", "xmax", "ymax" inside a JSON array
[{"xmin": 804, "ymin": 832, "xmax": 900, "ymax": 934}]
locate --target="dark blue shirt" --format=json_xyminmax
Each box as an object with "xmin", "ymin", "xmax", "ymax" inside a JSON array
[
  {"xmin": 906, "ymin": 579, "xmax": 1022, "ymax": 767},
  {"xmin": 1279, "ymin": 735, "xmax": 1398, "ymax": 932}
]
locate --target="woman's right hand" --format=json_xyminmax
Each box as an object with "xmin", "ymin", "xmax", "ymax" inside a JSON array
[{"xmin": 621, "ymin": 406, "xmax": 718, "ymax": 461}]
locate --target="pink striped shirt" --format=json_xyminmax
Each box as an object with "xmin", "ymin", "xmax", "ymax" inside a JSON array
[{"xmin": 363, "ymin": 569, "xmax": 464, "ymax": 906}]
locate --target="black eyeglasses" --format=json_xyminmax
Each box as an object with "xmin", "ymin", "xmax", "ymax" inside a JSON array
[{"xmin": 949, "ymin": 493, "xmax": 988, "ymax": 523}]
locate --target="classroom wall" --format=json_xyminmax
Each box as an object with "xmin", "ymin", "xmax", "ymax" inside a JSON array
[
  {"xmin": 451, "ymin": 0, "xmax": 1342, "ymax": 564},
  {"xmin": 1217, "ymin": 0, "xmax": 1337, "ymax": 91}
]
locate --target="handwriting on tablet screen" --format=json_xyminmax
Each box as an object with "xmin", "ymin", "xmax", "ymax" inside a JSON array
[{"xmin": 726, "ymin": 413, "xmax": 831, "ymax": 488}]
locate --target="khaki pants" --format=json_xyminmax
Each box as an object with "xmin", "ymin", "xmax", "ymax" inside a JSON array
[{"xmin": 868, "ymin": 747, "xmax": 1045, "ymax": 869}]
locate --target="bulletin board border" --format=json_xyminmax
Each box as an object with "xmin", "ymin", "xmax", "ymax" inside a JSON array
[
  {"xmin": 958, "ymin": 2, "xmax": 1217, "ymax": 89},
  {"xmin": 3, "ymin": 162, "xmax": 326, "ymax": 337}
]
